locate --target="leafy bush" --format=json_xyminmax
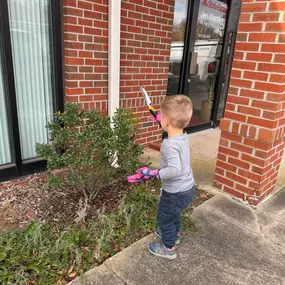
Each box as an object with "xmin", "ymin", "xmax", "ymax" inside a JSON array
[
  {"xmin": 112, "ymin": 108, "xmax": 143, "ymax": 174},
  {"xmin": 36, "ymin": 103, "xmax": 142, "ymax": 201}
]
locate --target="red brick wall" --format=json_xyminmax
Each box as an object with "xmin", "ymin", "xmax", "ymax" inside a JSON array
[
  {"xmin": 120, "ymin": 0, "xmax": 174, "ymax": 145},
  {"xmin": 63, "ymin": 0, "xmax": 109, "ymax": 114},
  {"xmin": 63, "ymin": 0, "xmax": 174, "ymax": 145},
  {"xmin": 215, "ymin": 0, "xmax": 285, "ymax": 205}
]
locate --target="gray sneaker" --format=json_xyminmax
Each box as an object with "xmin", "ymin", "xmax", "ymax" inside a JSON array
[
  {"xmin": 155, "ymin": 227, "xmax": 181, "ymax": 245},
  {"xmin": 148, "ymin": 241, "xmax": 177, "ymax": 259}
]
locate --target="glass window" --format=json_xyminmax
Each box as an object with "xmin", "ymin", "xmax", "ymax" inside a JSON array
[
  {"xmin": 0, "ymin": 40, "xmax": 12, "ymax": 165},
  {"xmin": 8, "ymin": 0, "xmax": 55, "ymax": 160},
  {"xmin": 167, "ymin": 0, "xmax": 188, "ymax": 96}
]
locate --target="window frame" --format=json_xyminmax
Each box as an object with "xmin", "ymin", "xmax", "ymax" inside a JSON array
[{"xmin": 0, "ymin": 0, "xmax": 64, "ymax": 182}]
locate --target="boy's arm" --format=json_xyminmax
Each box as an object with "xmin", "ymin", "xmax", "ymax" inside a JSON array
[{"xmin": 159, "ymin": 144, "xmax": 181, "ymax": 180}]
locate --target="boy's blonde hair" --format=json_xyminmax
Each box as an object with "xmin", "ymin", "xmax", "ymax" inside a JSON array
[{"xmin": 160, "ymin": 95, "xmax": 193, "ymax": 129}]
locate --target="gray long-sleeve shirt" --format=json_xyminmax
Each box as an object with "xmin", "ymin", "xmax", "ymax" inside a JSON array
[{"xmin": 159, "ymin": 133, "xmax": 195, "ymax": 193}]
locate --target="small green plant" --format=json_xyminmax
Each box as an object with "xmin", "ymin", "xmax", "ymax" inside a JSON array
[
  {"xmin": 0, "ymin": 186, "xmax": 196, "ymax": 284},
  {"xmin": 96, "ymin": 186, "xmax": 160, "ymax": 257},
  {"xmin": 0, "ymin": 222, "xmax": 100, "ymax": 284},
  {"xmin": 36, "ymin": 103, "xmax": 142, "ymax": 203}
]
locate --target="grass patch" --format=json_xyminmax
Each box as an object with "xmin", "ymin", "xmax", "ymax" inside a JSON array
[{"xmin": 0, "ymin": 186, "xmax": 196, "ymax": 284}]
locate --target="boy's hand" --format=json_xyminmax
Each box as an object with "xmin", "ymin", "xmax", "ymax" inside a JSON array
[
  {"xmin": 127, "ymin": 173, "xmax": 144, "ymax": 184},
  {"xmin": 136, "ymin": 167, "xmax": 160, "ymax": 180},
  {"xmin": 148, "ymin": 111, "xmax": 161, "ymax": 122}
]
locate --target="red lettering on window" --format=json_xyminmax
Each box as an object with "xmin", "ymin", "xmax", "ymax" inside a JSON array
[
  {"xmin": 202, "ymin": 0, "xmax": 227, "ymax": 14},
  {"xmin": 202, "ymin": 0, "xmax": 208, "ymax": 7}
]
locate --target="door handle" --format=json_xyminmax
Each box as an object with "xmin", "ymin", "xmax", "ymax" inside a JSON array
[{"xmin": 189, "ymin": 52, "xmax": 198, "ymax": 74}]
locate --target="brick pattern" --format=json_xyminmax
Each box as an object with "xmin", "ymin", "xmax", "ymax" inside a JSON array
[
  {"xmin": 63, "ymin": 0, "xmax": 174, "ymax": 145},
  {"xmin": 120, "ymin": 0, "xmax": 174, "ymax": 145},
  {"xmin": 215, "ymin": 133, "xmax": 285, "ymax": 204},
  {"xmin": 215, "ymin": 0, "xmax": 285, "ymax": 204},
  {"xmin": 63, "ymin": 0, "xmax": 109, "ymax": 114}
]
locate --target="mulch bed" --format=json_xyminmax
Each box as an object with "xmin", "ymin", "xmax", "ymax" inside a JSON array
[
  {"xmin": 0, "ymin": 173, "xmax": 212, "ymax": 232},
  {"xmin": 0, "ymin": 173, "xmax": 131, "ymax": 232}
]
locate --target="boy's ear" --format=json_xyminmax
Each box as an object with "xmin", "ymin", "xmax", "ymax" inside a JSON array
[{"xmin": 164, "ymin": 116, "xmax": 169, "ymax": 126}]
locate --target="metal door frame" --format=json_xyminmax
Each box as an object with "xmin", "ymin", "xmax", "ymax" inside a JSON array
[{"xmin": 173, "ymin": 0, "xmax": 242, "ymax": 134}]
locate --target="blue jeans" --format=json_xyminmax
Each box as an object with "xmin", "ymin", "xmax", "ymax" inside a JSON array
[{"xmin": 157, "ymin": 186, "xmax": 195, "ymax": 248}]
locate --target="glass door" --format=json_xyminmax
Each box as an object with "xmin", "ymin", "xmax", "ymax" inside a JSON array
[
  {"xmin": 188, "ymin": 0, "xmax": 228, "ymax": 127},
  {"xmin": 167, "ymin": 0, "xmax": 237, "ymax": 134},
  {"xmin": 167, "ymin": 0, "xmax": 189, "ymax": 96}
]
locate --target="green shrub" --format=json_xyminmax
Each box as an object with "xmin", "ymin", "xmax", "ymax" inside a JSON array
[
  {"xmin": 36, "ymin": 103, "xmax": 142, "ymax": 201},
  {"xmin": 112, "ymin": 108, "xmax": 143, "ymax": 174}
]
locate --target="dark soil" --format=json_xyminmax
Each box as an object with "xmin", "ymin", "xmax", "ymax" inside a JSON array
[{"xmin": 192, "ymin": 188, "xmax": 212, "ymax": 208}]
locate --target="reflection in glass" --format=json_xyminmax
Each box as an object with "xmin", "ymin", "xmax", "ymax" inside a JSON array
[
  {"xmin": 189, "ymin": 0, "xmax": 228, "ymax": 125},
  {"xmin": 167, "ymin": 0, "xmax": 188, "ymax": 95},
  {"xmin": 217, "ymin": 33, "xmax": 233, "ymax": 119},
  {"xmin": 8, "ymin": 0, "xmax": 55, "ymax": 160},
  {"xmin": 0, "ymin": 40, "xmax": 12, "ymax": 165}
]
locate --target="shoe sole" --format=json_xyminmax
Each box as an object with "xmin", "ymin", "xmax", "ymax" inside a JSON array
[
  {"xmin": 155, "ymin": 231, "xmax": 180, "ymax": 245},
  {"xmin": 148, "ymin": 245, "xmax": 177, "ymax": 260}
]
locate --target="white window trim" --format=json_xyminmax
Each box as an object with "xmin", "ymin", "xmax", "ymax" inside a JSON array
[{"xmin": 108, "ymin": 0, "xmax": 121, "ymax": 118}]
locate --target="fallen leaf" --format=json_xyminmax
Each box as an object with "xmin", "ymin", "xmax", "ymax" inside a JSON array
[
  {"xmin": 56, "ymin": 278, "xmax": 67, "ymax": 285},
  {"xmin": 68, "ymin": 265, "xmax": 74, "ymax": 274},
  {"xmin": 69, "ymin": 272, "xmax": 77, "ymax": 278},
  {"xmin": 26, "ymin": 211, "xmax": 36, "ymax": 220}
]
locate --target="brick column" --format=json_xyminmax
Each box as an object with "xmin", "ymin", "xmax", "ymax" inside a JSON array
[
  {"xmin": 63, "ymin": 0, "xmax": 109, "ymax": 114},
  {"xmin": 214, "ymin": 0, "xmax": 285, "ymax": 205}
]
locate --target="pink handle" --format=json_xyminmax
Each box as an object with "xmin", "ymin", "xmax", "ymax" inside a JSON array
[
  {"xmin": 127, "ymin": 173, "xmax": 143, "ymax": 184},
  {"xmin": 148, "ymin": 112, "xmax": 161, "ymax": 122}
]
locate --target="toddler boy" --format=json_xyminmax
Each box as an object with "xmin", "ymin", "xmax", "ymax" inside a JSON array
[{"xmin": 138, "ymin": 95, "xmax": 195, "ymax": 259}]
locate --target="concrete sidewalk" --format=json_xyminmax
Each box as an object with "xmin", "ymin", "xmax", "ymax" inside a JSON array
[{"xmin": 70, "ymin": 189, "xmax": 285, "ymax": 285}]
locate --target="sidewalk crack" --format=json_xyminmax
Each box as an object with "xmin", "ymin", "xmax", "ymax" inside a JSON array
[
  {"xmin": 103, "ymin": 263, "xmax": 127, "ymax": 285},
  {"xmin": 253, "ymin": 210, "xmax": 263, "ymax": 236}
]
